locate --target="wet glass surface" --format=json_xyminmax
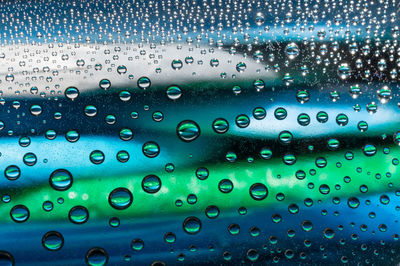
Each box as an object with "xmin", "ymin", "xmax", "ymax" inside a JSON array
[{"xmin": 1, "ymin": 0, "xmax": 400, "ymax": 265}]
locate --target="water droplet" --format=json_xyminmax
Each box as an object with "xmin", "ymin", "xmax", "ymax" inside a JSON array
[
  {"xmin": 255, "ymin": 12, "xmax": 265, "ymax": 26},
  {"xmin": 235, "ymin": 114, "xmax": 250, "ymax": 128},
  {"xmin": 65, "ymin": 130, "xmax": 80, "ymax": 142},
  {"xmin": 301, "ymin": 220, "xmax": 313, "ymax": 232},
  {"xmin": 337, "ymin": 63, "xmax": 351, "ymax": 79},
  {"xmin": 296, "ymin": 90, "xmax": 309, "ymax": 103},
  {"xmin": 177, "ymin": 120, "xmax": 200, "ymax": 142},
  {"xmin": 49, "ymin": 169, "xmax": 73, "ymax": 191},
  {"xmin": 253, "ymin": 79, "xmax": 265, "ymax": 91},
  {"xmin": 278, "ymin": 130, "xmax": 293, "ymax": 145},
  {"xmin": 319, "ymin": 184, "xmax": 330, "ymax": 195},
  {"xmin": 253, "ymin": 107, "xmax": 266, "ymax": 120},
  {"xmin": 131, "ymin": 239, "xmax": 144, "ymax": 251},
  {"xmin": 316, "ymin": 111, "xmax": 328, "ymax": 123},
  {"xmin": 357, "ymin": 121, "xmax": 368, "ymax": 132},
  {"xmin": 249, "ymin": 183, "xmax": 268, "ymax": 200},
  {"xmin": 99, "ymin": 79, "xmax": 111, "ymax": 90},
  {"xmin": 90, "ymin": 150, "xmax": 105, "ymax": 164},
  {"xmin": 69, "ymin": 206, "xmax": 89, "ymax": 224},
  {"xmin": 363, "ymin": 144, "xmax": 377, "ymax": 156},
  {"xmin": 142, "ymin": 175, "xmax": 161, "ymax": 193},
  {"xmin": 116, "ymin": 150, "xmax": 129, "ymax": 163},
  {"xmin": 195, "ymin": 167, "xmax": 209, "ymax": 180},
  {"xmin": 183, "ymin": 216, "xmax": 201, "ymax": 234},
  {"xmin": 109, "ymin": 217, "xmax": 120, "ymax": 228},
  {"xmin": 282, "ymin": 153, "xmax": 296, "ymax": 165},
  {"xmin": 315, "ymin": 157, "xmax": 327, "ymax": 168},
  {"xmin": 108, "ymin": 188, "xmax": 133, "ymax": 210},
  {"xmin": 42, "ymin": 231, "xmax": 64, "ymax": 251},
  {"xmin": 285, "ymin": 43, "xmax": 300, "ymax": 59},
  {"xmin": 218, "ymin": 179, "xmax": 233, "ymax": 193},
  {"xmin": 274, "ymin": 107, "xmax": 287, "ymax": 120},
  {"xmin": 119, "ymin": 128, "xmax": 133, "ymax": 141},
  {"xmin": 366, "ymin": 102, "xmax": 378, "ymax": 114},
  {"xmin": 394, "ymin": 132, "xmax": 400, "ymax": 145},
  {"xmin": 164, "ymin": 232, "xmax": 176, "ymax": 244},
  {"xmin": 377, "ymin": 86, "xmax": 392, "ymax": 103},
  {"xmin": 236, "ymin": 62, "xmax": 246, "ymax": 72},
  {"xmin": 336, "ymin": 114, "xmax": 348, "ymax": 126},
  {"xmin": 380, "ymin": 194, "xmax": 390, "ymax": 205},
  {"xmin": 297, "ymin": 113, "xmax": 310, "ymax": 126},
  {"xmin": 105, "ymin": 114, "xmax": 116, "ymax": 125},
  {"xmin": 30, "ymin": 104, "xmax": 42, "ymax": 116},
  {"xmin": 172, "ymin": 59, "xmax": 184, "ymax": 69},
  {"xmin": 209, "ymin": 58, "xmax": 219, "ymax": 67},
  {"xmin": 4, "ymin": 165, "xmax": 21, "ymax": 181},
  {"xmin": 0, "ymin": 251, "xmax": 14, "ymax": 266},
  {"xmin": 65, "ymin": 87, "xmax": 79, "ymax": 100},
  {"xmin": 84, "ymin": 105, "xmax": 97, "ymax": 117},
  {"xmin": 10, "ymin": 205, "xmax": 29, "ymax": 223},
  {"xmin": 205, "ymin": 205, "xmax": 220, "ymax": 219},
  {"xmin": 288, "ymin": 204, "xmax": 299, "ymax": 214},
  {"xmin": 260, "ymin": 147, "xmax": 272, "ymax": 160},
  {"xmin": 137, "ymin": 77, "xmax": 151, "ymax": 90},
  {"xmin": 212, "ymin": 118, "xmax": 229, "ymax": 134},
  {"xmin": 119, "ymin": 90, "xmax": 131, "ymax": 102},
  {"xmin": 247, "ymin": 249, "xmax": 259, "ymax": 262},
  {"xmin": 228, "ymin": 223, "xmax": 240, "ymax": 235},
  {"xmin": 166, "ymin": 86, "xmax": 182, "ymax": 100},
  {"xmin": 43, "ymin": 201, "xmax": 53, "ymax": 212},
  {"xmin": 86, "ymin": 247, "xmax": 108, "ymax": 266},
  {"xmin": 323, "ymin": 228, "xmax": 335, "ymax": 239},
  {"xmin": 349, "ymin": 84, "xmax": 362, "ymax": 98},
  {"xmin": 348, "ymin": 197, "xmax": 360, "ymax": 209},
  {"xmin": 142, "ymin": 141, "xmax": 160, "ymax": 158}
]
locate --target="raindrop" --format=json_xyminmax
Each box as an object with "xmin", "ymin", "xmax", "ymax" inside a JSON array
[
  {"xmin": 86, "ymin": 248, "xmax": 109, "ymax": 266},
  {"xmin": 119, "ymin": 128, "xmax": 133, "ymax": 141},
  {"xmin": 249, "ymin": 183, "xmax": 268, "ymax": 200},
  {"xmin": 285, "ymin": 43, "xmax": 300, "ymax": 59},
  {"xmin": 4, "ymin": 165, "xmax": 21, "ymax": 181},
  {"xmin": 90, "ymin": 150, "xmax": 105, "ymax": 164},
  {"xmin": 108, "ymin": 188, "xmax": 133, "ymax": 210},
  {"xmin": 131, "ymin": 239, "xmax": 144, "ymax": 251},
  {"xmin": 205, "ymin": 205, "xmax": 220, "ymax": 219},
  {"xmin": 49, "ymin": 169, "xmax": 73, "ymax": 191},
  {"xmin": 177, "ymin": 120, "xmax": 200, "ymax": 142},
  {"xmin": 142, "ymin": 175, "xmax": 161, "ymax": 193},
  {"xmin": 99, "ymin": 79, "xmax": 111, "ymax": 90},
  {"xmin": 69, "ymin": 206, "xmax": 89, "ymax": 224},
  {"xmin": 212, "ymin": 118, "xmax": 229, "ymax": 134},
  {"xmin": 137, "ymin": 77, "xmax": 151, "ymax": 90},
  {"xmin": 218, "ymin": 179, "xmax": 233, "ymax": 193},
  {"xmin": 0, "ymin": 251, "xmax": 14, "ymax": 266},
  {"xmin": 166, "ymin": 86, "xmax": 182, "ymax": 100},
  {"xmin": 142, "ymin": 141, "xmax": 160, "ymax": 158},
  {"xmin": 183, "ymin": 217, "xmax": 201, "ymax": 234},
  {"xmin": 42, "ymin": 231, "xmax": 64, "ymax": 251},
  {"xmin": 65, "ymin": 87, "xmax": 79, "ymax": 100},
  {"xmin": 10, "ymin": 205, "xmax": 29, "ymax": 223}
]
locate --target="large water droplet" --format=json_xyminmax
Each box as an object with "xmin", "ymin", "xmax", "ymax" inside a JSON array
[
  {"xmin": 69, "ymin": 206, "xmax": 89, "ymax": 224},
  {"xmin": 177, "ymin": 120, "xmax": 200, "ymax": 142},
  {"xmin": 10, "ymin": 205, "xmax": 30, "ymax": 223},
  {"xmin": 183, "ymin": 216, "xmax": 201, "ymax": 234},
  {"xmin": 142, "ymin": 175, "xmax": 161, "ymax": 194},
  {"xmin": 108, "ymin": 188, "xmax": 133, "ymax": 210},
  {"xmin": 249, "ymin": 183, "xmax": 268, "ymax": 200},
  {"xmin": 42, "ymin": 231, "xmax": 64, "ymax": 251},
  {"xmin": 86, "ymin": 248, "xmax": 108, "ymax": 266},
  {"xmin": 49, "ymin": 169, "xmax": 73, "ymax": 191}
]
